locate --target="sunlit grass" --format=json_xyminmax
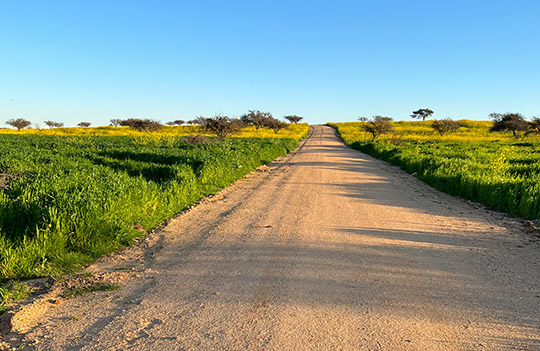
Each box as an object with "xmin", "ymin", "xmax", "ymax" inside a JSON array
[
  {"xmin": 0, "ymin": 125, "xmax": 308, "ymax": 301},
  {"xmin": 0, "ymin": 123, "xmax": 309, "ymax": 140},
  {"xmin": 329, "ymin": 120, "xmax": 531, "ymax": 144},
  {"xmin": 330, "ymin": 121, "xmax": 540, "ymax": 221}
]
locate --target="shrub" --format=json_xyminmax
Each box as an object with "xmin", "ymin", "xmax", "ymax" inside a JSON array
[
  {"xmin": 166, "ymin": 120, "xmax": 185, "ymax": 126},
  {"xmin": 362, "ymin": 116, "xmax": 394, "ymax": 141},
  {"xmin": 527, "ymin": 117, "xmax": 540, "ymax": 135},
  {"xmin": 199, "ymin": 115, "xmax": 244, "ymax": 139},
  {"xmin": 263, "ymin": 117, "xmax": 288, "ymax": 134},
  {"xmin": 240, "ymin": 110, "xmax": 272, "ymax": 130},
  {"xmin": 431, "ymin": 119, "xmax": 461, "ymax": 136},
  {"xmin": 184, "ymin": 133, "xmax": 208, "ymax": 144},
  {"xmin": 120, "ymin": 118, "xmax": 163, "ymax": 132},
  {"xmin": 78, "ymin": 122, "xmax": 91, "ymax": 128},
  {"xmin": 110, "ymin": 119, "xmax": 122, "ymax": 127}
]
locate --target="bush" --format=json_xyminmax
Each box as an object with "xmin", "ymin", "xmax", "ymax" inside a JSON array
[
  {"xmin": 431, "ymin": 119, "xmax": 461, "ymax": 136},
  {"xmin": 166, "ymin": 120, "xmax": 185, "ymax": 126},
  {"xmin": 110, "ymin": 119, "xmax": 122, "ymax": 127},
  {"xmin": 263, "ymin": 117, "xmax": 288, "ymax": 134},
  {"xmin": 199, "ymin": 115, "xmax": 244, "ymax": 139},
  {"xmin": 119, "ymin": 118, "xmax": 163, "ymax": 132},
  {"xmin": 362, "ymin": 116, "xmax": 394, "ymax": 141},
  {"xmin": 184, "ymin": 133, "xmax": 209, "ymax": 144},
  {"xmin": 527, "ymin": 117, "xmax": 540, "ymax": 135},
  {"xmin": 240, "ymin": 110, "xmax": 272, "ymax": 130}
]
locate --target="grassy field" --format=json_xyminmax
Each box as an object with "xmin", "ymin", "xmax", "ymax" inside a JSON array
[
  {"xmin": 0, "ymin": 124, "xmax": 307, "ymax": 140},
  {"xmin": 0, "ymin": 124, "xmax": 308, "ymax": 296},
  {"xmin": 330, "ymin": 121, "xmax": 540, "ymax": 221}
]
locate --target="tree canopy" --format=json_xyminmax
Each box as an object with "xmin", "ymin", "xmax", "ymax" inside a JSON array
[
  {"xmin": 6, "ymin": 118, "xmax": 31, "ymax": 131},
  {"xmin": 119, "ymin": 118, "xmax": 163, "ymax": 132},
  {"xmin": 284, "ymin": 115, "xmax": 303, "ymax": 124},
  {"xmin": 489, "ymin": 112, "xmax": 528, "ymax": 136},
  {"xmin": 362, "ymin": 116, "xmax": 394, "ymax": 141},
  {"xmin": 199, "ymin": 115, "xmax": 244, "ymax": 139},
  {"xmin": 431, "ymin": 119, "xmax": 461, "ymax": 136},
  {"xmin": 411, "ymin": 108, "xmax": 434, "ymax": 121},
  {"xmin": 240, "ymin": 110, "xmax": 272, "ymax": 130}
]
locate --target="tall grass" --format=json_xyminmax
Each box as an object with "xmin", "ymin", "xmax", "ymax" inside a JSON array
[
  {"xmin": 0, "ymin": 128, "xmax": 307, "ymax": 282},
  {"xmin": 330, "ymin": 121, "xmax": 540, "ymax": 220}
]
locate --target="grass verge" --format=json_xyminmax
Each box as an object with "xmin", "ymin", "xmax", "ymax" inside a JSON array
[
  {"xmin": 0, "ymin": 130, "xmax": 307, "ymax": 309},
  {"xmin": 330, "ymin": 122, "xmax": 540, "ymax": 220}
]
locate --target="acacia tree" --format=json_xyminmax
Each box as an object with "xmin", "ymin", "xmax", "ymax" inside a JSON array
[
  {"xmin": 6, "ymin": 118, "xmax": 31, "ymax": 131},
  {"xmin": 45, "ymin": 120, "xmax": 63, "ymax": 128},
  {"xmin": 78, "ymin": 122, "xmax": 91, "ymax": 128},
  {"xmin": 411, "ymin": 108, "xmax": 434, "ymax": 121},
  {"xmin": 166, "ymin": 120, "xmax": 185, "ymax": 126},
  {"xmin": 240, "ymin": 110, "xmax": 272, "ymax": 130},
  {"xmin": 431, "ymin": 119, "xmax": 461, "ymax": 136},
  {"xmin": 284, "ymin": 115, "xmax": 303, "ymax": 124},
  {"xmin": 362, "ymin": 116, "xmax": 394, "ymax": 141},
  {"xmin": 120, "ymin": 118, "xmax": 163, "ymax": 132},
  {"xmin": 489, "ymin": 112, "xmax": 528, "ymax": 137}
]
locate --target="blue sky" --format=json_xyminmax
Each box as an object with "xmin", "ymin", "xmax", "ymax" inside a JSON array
[{"xmin": 1, "ymin": 1, "xmax": 539, "ymax": 126}]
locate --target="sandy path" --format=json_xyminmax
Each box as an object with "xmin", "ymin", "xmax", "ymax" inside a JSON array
[{"xmin": 9, "ymin": 125, "xmax": 540, "ymax": 350}]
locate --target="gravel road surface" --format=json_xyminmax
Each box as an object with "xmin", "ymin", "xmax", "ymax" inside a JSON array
[{"xmin": 6, "ymin": 125, "xmax": 540, "ymax": 350}]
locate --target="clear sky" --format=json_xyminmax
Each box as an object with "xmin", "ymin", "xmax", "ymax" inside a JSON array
[{"xmin": 1, "ymin": 0, "xmax": 539, "ymax": 126}]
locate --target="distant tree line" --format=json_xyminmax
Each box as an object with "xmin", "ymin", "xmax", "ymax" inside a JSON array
[
  {"xmin": 353, "ymin": 108, "xmax": 540, "ymax": 141},
  {"xmin": 3, "ymin": 112, "xmax": 303, "ymax": 139}
]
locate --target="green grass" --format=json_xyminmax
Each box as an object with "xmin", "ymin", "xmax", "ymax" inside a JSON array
[
  {"xmin": 0, "ymin": 280, "xmax": 31, "ymax": 313},
  {"xmin": 330, "ymin": 122, "xmax": 540, "ymax": 220},
  {"xmin": 0, "ymin": 134, "xmax": 301, "ymax": 284}
]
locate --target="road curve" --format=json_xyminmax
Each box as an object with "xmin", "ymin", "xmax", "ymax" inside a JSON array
[{"xmin": 13, "ymin": 126, "xmax": 540, "ymax": 350}]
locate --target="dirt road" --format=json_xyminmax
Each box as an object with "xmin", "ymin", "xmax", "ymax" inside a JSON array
[{"xmin": 8, "ymin": 126, "xmax": 540, "ymax": 350}]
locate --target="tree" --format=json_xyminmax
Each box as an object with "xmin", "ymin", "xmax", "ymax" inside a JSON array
[
  {"xmin": 362, "ymin": 116, "xmax": 394, "ymax": 141},
  {"xmin": 263, "ymin": 117, "xmax": 288, "ymax": 134},
  {"xmin": 411, "ymin": 108, "xmax": 434, "ymax": 121},
  {"xmin": 199, "ymin": 115, "xmax": 244, "ymax": 139},
  {"xmin": 6, "ymin": 118, "xmax": 31, "ymax": 131},
  {"xmin": 240, "ymin": 110, "xmax": 272, "ymax": 130},
  {"xmin": 110, "ymin": 119, "xmax": 122, "ymax": 127},
  {"xmin": 528, "ymin": 117, "xmax": 540, "ymax": 135},
  {"xmin": 489, "ymin": 112, "xmax": 528, "ymax": 137},
  {"xmin": 78, "ymin": 122, "xmax": 91, "ymax": 128},
  {"xmin": 166, "ymin": 120, "xmax": 185, "ymax": 126},
  {"xmin": 45, "ymin": 120, "xmax": 63, "ymax": 128},
  {"xmin": 431, "ymin": 119, "xmax": 461, "ymax": 136},
  {"xmin": 119, "ymin": 118, "xmax": 163, "ymax": 132},
  {"xmin": 357, "ymin": 116, "xmax": 368, "ymax": 122},
  {"xmin": 190, "ymin": 116, "xmax": 209, "ymax": 126},
  {"xmin": 284, "ymin": 115, "xmax": 303, "ymax": 124}
]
